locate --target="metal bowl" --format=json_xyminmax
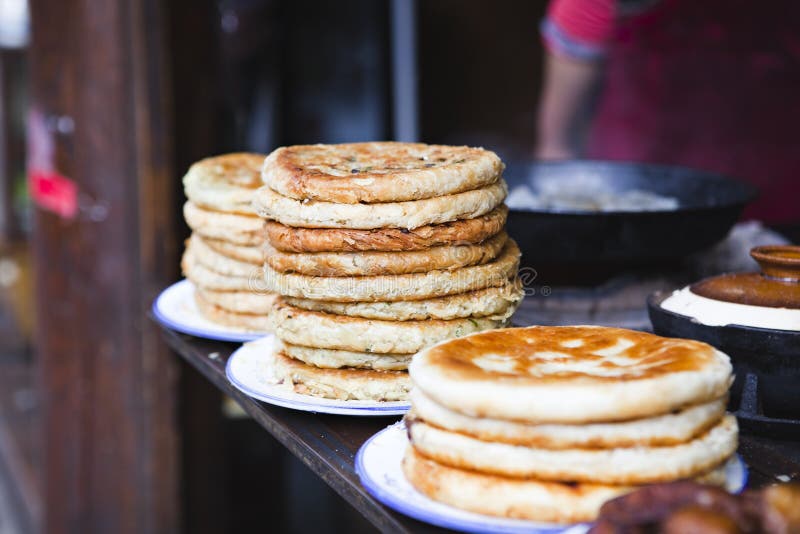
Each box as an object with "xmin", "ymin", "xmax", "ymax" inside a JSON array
[{"xmin": 648, "ymin": 291, "xmax": 800, "ymax": 438}]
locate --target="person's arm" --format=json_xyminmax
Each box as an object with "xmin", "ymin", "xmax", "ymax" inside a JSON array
[
  {"xmin": 535, "ymin": 0, "xmax": 614, "ymax": 160},
  {"xmin": 536, "ymin": 53, "xmax": 603, "ymax": 160}
]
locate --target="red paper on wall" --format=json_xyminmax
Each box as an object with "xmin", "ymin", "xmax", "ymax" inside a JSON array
[{"xmin": 29, "ymin": 169, "xmax": 78, "ymax": 219}]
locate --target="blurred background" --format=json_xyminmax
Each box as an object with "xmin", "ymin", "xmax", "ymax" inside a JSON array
[{"xmin": 0, "ymin": 0, "xmax": 797, "ymax": 533}]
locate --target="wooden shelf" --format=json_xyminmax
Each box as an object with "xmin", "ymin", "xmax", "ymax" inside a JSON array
[
  {"xmin": 158, "ymin": 323, "xmax": 800, "ymax": 533},
  {"xmin": 159, "ymin": 325, "xmax": 440, "ymax": 533}
]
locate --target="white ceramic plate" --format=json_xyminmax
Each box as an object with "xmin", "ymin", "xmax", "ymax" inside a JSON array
[
  {"xmin": 225, "ymin": 336, "xmax": 411, "ymax": 416},
  {"xmin": 152, "ymin": 279, "xmax": 268, "ymax": 342},
  {"xmin": 356, "ymin": 422, "xmax": 748, "ymax": 534}
]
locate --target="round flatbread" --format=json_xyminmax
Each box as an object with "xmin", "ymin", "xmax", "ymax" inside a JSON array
[
  {"xmin": 265, "ymin": 232, "xmax": 507, "ymax": 277},
  {"xmin": 273, "ymin": 302, "xmax": 508, "ymax": 354},
  {"xmin": 273, "ymin": 350, "xmax": 410, "ymax": 401},
  {"xmin": 262, "ymin": 239, "xmax": 520, "ymax": 302},
  {"xmin": 188, "ymin": 235, "xmax": 262, "ymax": 278},
  {"xmin": 262, "ymin": 142, "xmax": 503, "ymax": 204},
  {"xmin": 183, "ymin": 153, "xmax": 265, "ymax": 215},
  {"xmin": 410, "ymin": 326, "xmax": 734, "ymax": 424},
  {"xmin": 202, "ymin": 238, "xmax": 263, "ymax": 265},
  {"xmin": 402, "ymin": 447, "xmax": 730, "ymax": 524},
  {"xmin": 284, "ymin": 281, "xmax": 523, "ymax": 321},
  {"xmin": 253, "ymin": 180, "xmax": 507, "ymax": 230},
  {"xmin": 196, "ymin": 287, "xmax": 278, "ymax": 315},
  {"xmin": 407, "ymin": 416, "xmax": 738, "ymax": 484},
  {"xmin": 183, "ymin": 202, "xmax": 264, "ymax": 246},
  {"xmin": 194, "ymin": 290, "xmax": 273, "ymax": 332},
  {"xmin": 265, "ymin": 205, "xmax": 508, "ymax": 253},
  {"xmin": 276, "ymin": 339, "xmax": 412, "ymax": 371},
  {"xmin": 182, "ymin": 250, "xmax": 259, "ymax": 291},
  {"xmin": 409, "ymin": 389, "xmax": 727, "ymax": 449}
]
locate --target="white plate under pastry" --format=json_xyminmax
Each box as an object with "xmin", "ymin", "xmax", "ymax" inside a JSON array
[
  {"xmin": 152, "ymin": 279, "xmax": 269, "ymax": 342},
  {"xmin": 225, "ymin": 336, "xmax": 410, "ymax": 416},
  {"xmin": 356, "ymin": 422, "xmax": 748, "ymax": 534}
]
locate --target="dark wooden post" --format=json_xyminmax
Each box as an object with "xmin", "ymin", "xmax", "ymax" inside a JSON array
[
  {"xmin": 28, "ymin": 0, "xmax": 180, "ymax": 532},
  {"xmin": 0, "ymin": 50, "xmax": 24, "ymax": 243}
]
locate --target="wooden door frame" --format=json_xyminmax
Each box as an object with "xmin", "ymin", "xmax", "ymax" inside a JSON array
[{"xmin": 29, "ymin": 0, "xmax": 180, "ymax": 532}]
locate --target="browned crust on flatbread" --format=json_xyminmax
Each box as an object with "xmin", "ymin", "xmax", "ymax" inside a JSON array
[
  {"xmin": 273, "ymin": 300, "xmax": 509, "ymax": 354},
  {"xmin": 283, "ymin": 280, "xmax": 523, "ymax": 321},
  {"xmin": 404, "ymin": 416, "xmax": 738, "ymax": 485},
  {"xmin": 189, "ymin": 152, "xmax": 266, "ymax": 189},
  {"xmin": 422, "ymin": 326, "xmax": 722, "ymax": 384},
  {"xmin": 194, "ymin": 290, "xmax": 272, "ymax": 332},
  {"xmin": 402, "ymin": 446, "xmax": 629, "ymax": 523},
  {"xmin": 406, "ymin": 393, "xmax": 728, "ymax": 449},
  {"xmin": 196, "ymin": 287, "xmax": 278, "ymax": 315},
  {"xmin": 278, "ymin": 340, "xmax": 413, "ymax": 370},
  {"xmin": 262, "ymin": 239, "xmax": 521, "ymax": 303},
  {"xmin": 183, "ymin": 154, "xmax": 268, "ymax": 215},
  {"xmin": 265, "ymin": 205, "xmax": 508, "ymax": 253},
  {"xmin": 273, "ymin": 351, "xmax": 410, "ymax": 401},
  {"xmin": 183, "ymin": 202, "xmax": 265, "ymax": 246},
  {"xmin": 263, "ymin": 142, "xmax": 503, "ymax": 203},
  {"xmin": 264, "ymin": 232, "xmax": 507, "ymax": 277},
  {"xmin": 401, "ymin": 447, "xmax": 730, "ymax": 524},
  {"xmin": 410, "ymin": 325, "xmax": 733, "ymax": 424},
  {"xmin": 276, "ymin": 351, "xmax": 407, "ymax": 381},
  {"xmin": 202, "ymin": 238, "xmax": 263, "ymax": 265}
]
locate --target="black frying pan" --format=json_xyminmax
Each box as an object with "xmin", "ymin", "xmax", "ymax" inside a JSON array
[{"xmin": 504, "ymin": 160, "xmax": 757, "ymax": 270}]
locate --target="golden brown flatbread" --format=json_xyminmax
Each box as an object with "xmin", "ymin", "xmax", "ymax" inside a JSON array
[
  {"xmin": 262, "ymin": 142, "xmax": 502, "ymax": 203},
  {"xmin": 264, "ymin": 205, "xmax": 507, "ymax": 253}
]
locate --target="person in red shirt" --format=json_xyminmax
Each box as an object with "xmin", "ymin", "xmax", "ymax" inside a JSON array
[{"xmin": 536, "ymin": 0, "xmax": 800, "ymax": 224}]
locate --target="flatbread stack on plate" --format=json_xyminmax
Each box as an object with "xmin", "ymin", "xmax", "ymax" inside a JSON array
[
  {"xmin": 181, "ymin": 153, "xmax": 278, "ymax": 331},
  {"xmin": 404, "ymin": 325, "xmax": 739, "ymax": 524},
  {"xmin": 252, "ymin": 142, "xmax": 523, "ymax": 402}
]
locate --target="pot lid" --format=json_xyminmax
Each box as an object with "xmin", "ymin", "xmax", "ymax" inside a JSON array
[{"xmin": 690, "ymin": 245, "xmax": 800, "ymax": 309}]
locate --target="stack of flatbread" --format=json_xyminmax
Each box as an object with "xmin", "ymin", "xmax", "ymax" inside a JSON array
[
  {"xmin": 182, "ymin": 153, "xmax": 277, "ymax": 331},
  {"xmin": 405, "ymin": 325, "xmax": 739, "ymax": 523},
  {"xmin": 253, "ymin": 142, "xmax": 523, "ymax": 402}
]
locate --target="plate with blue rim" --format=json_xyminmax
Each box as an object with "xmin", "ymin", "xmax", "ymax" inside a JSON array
[
  {"xmin": 152, "ymin": 279, "xmax": 268, "ymax": 343},
  {"xmin": 355, "ymin": 422, "xmax": 748, "ymax": 534},
  {"xmin": 225, "ymin": 336, "xmax": 411, "ymax": 416}
]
